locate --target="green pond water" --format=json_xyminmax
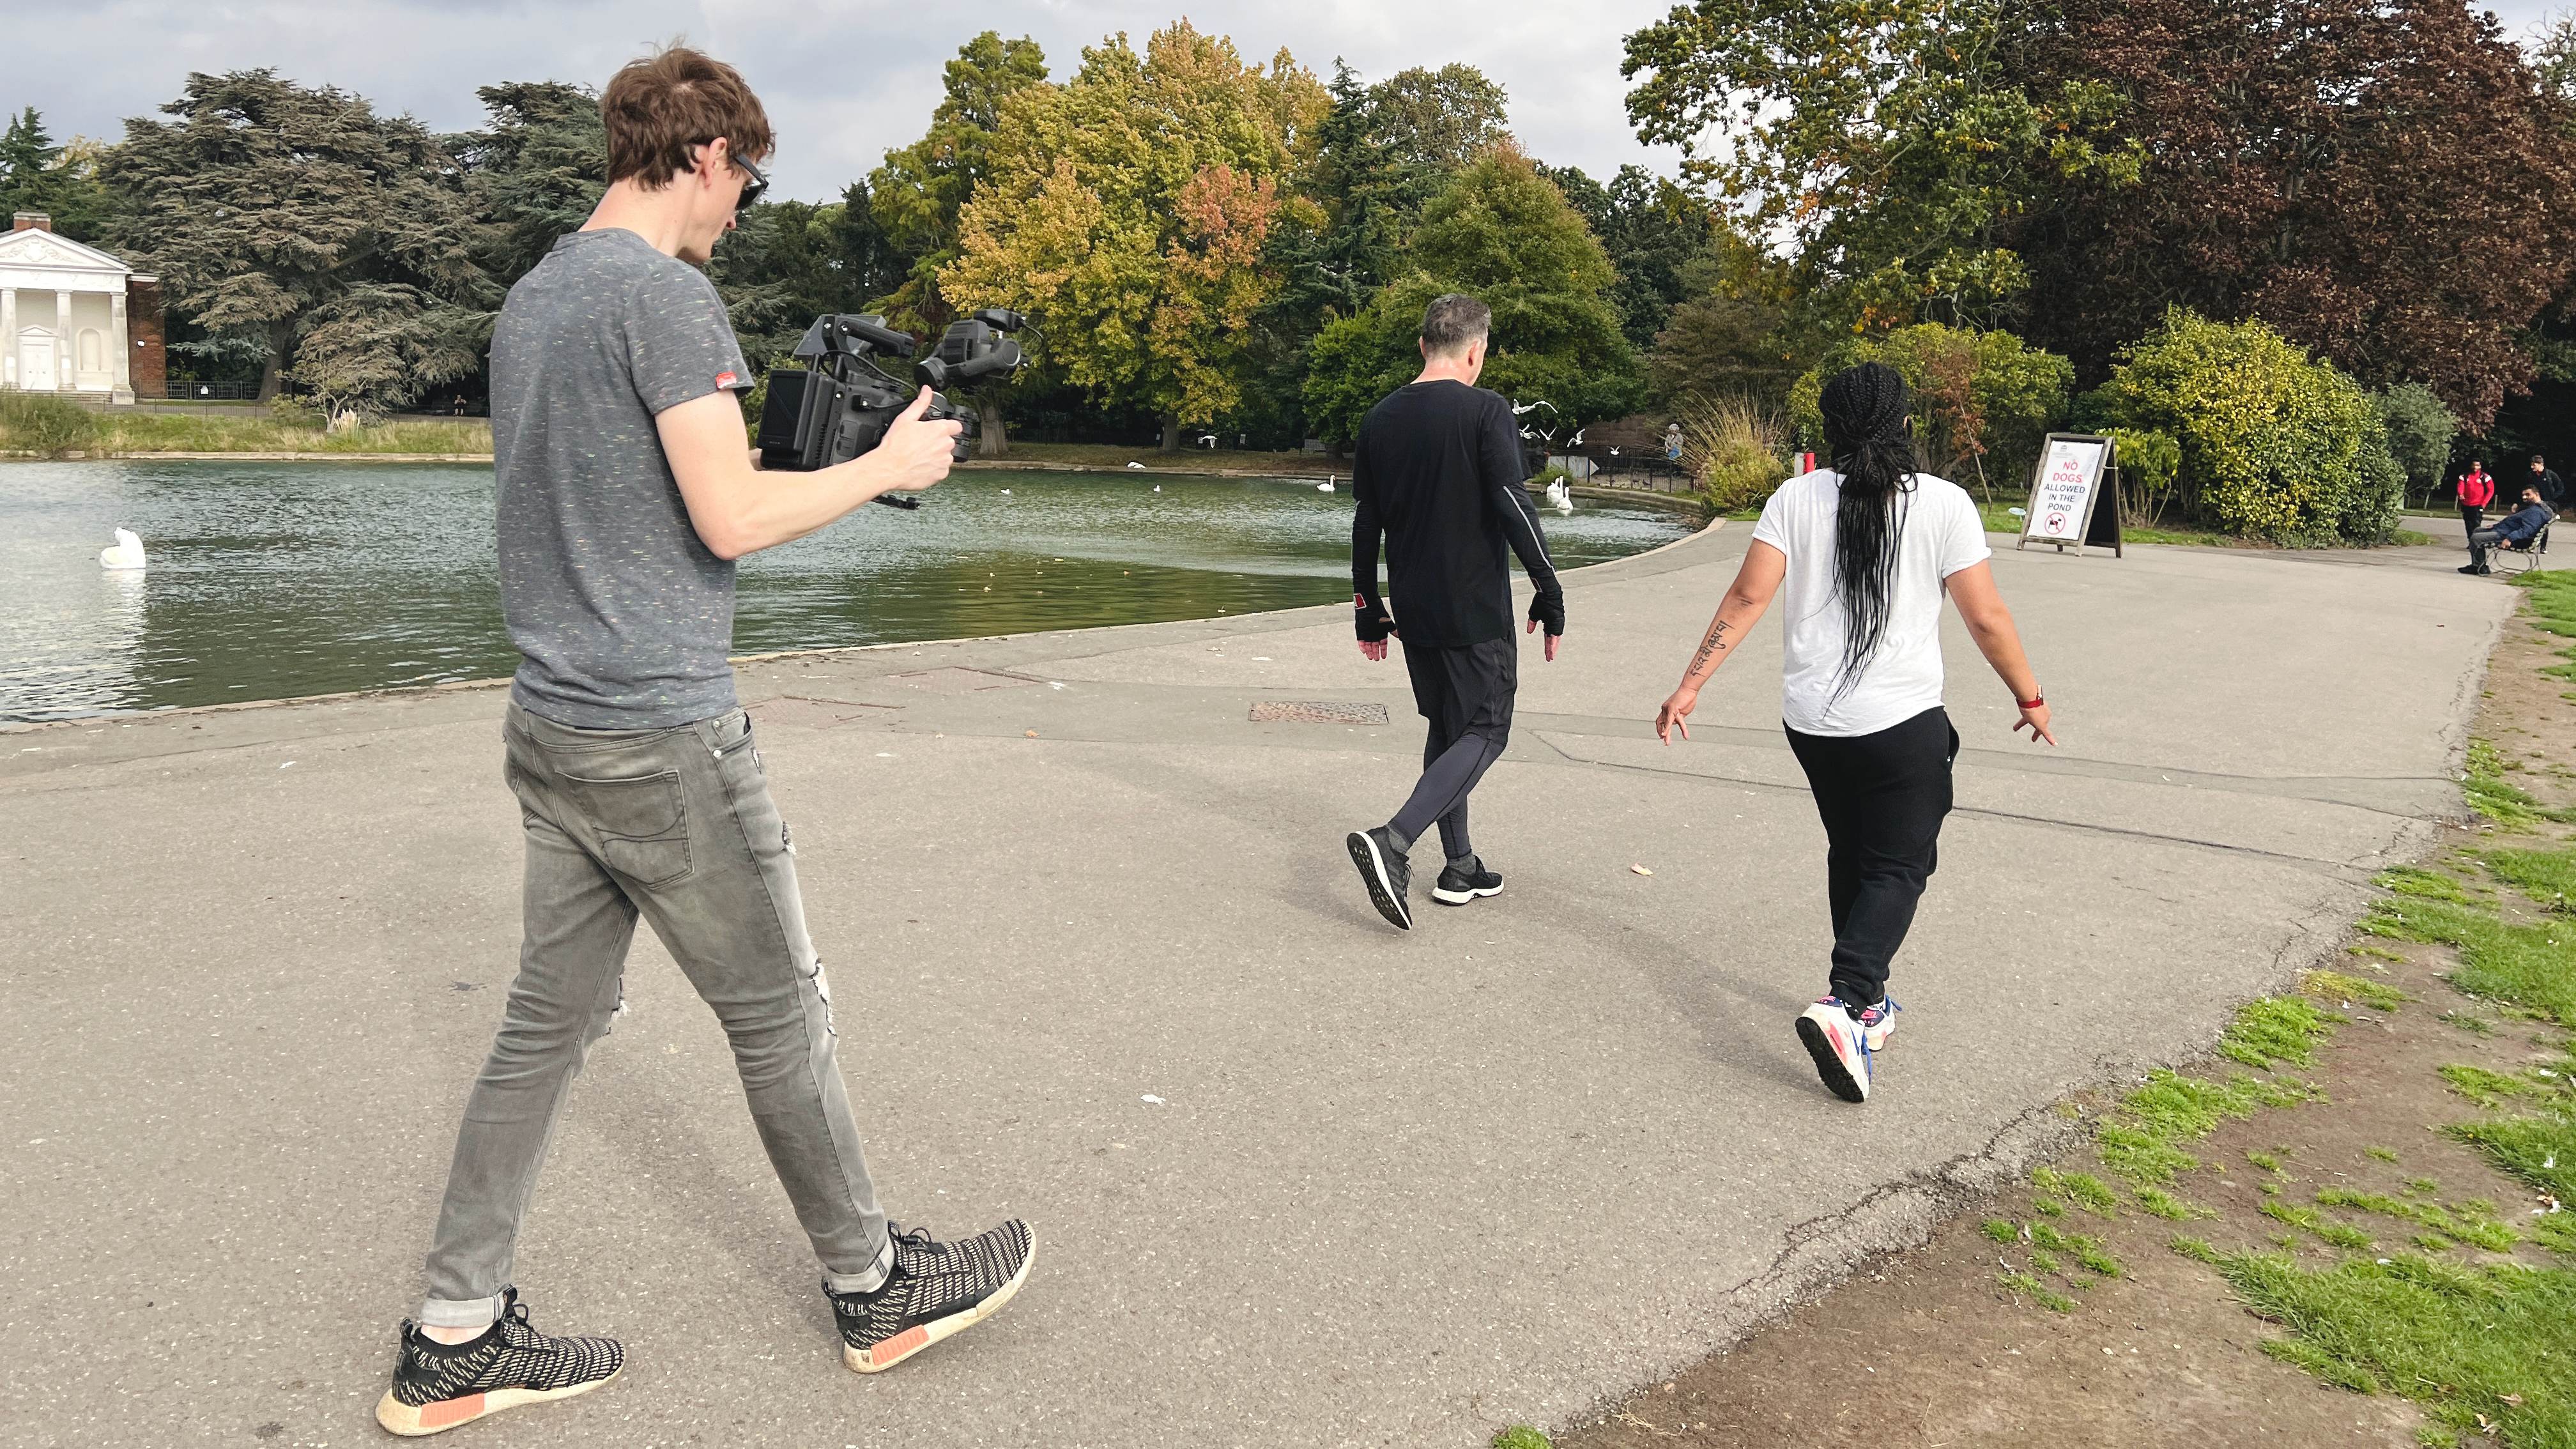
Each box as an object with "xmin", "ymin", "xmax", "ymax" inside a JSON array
[{"xmin": 1, "ymin": 461, "xmax": 1693, "ymax": 724}]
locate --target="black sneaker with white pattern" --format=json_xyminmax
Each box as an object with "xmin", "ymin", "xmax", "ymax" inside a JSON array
[
  {"xmin": 828, "ymin": 1220, "xmax": 1036, "ymax": 1373},
  {"xmin": 374, "ymin": 1289, "xmax": 623, "ymax": 1436}
]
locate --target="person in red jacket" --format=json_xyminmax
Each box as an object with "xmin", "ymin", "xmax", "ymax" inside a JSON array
[{"xmin": 2458, "ymin": 459, "xmax": 2497, "ymax": 539}]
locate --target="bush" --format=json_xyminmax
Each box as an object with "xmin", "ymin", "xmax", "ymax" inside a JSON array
[
  {"xmin": 1672, "ymin": 392, "xmax": 1790, "ymax": 511},
  {"xmin": 1788, "ymin": 323, "xmax": 2071, "ymax": 490},
  {"xmin": 2105, "ymin": 426, "xmax": 2183, "ymax": 526},
  {"xmin": 2103, "ymin": 309, "xmax": 2405, "ymax": 545},
  {"xmin": 0, "ymin": 390, "xmax": 100, "ymax": 456}
]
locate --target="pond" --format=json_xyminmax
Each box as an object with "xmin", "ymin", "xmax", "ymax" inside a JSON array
[{"xmin": 0, "ymin": 461, "xmax": 1696, "ymax": 723}]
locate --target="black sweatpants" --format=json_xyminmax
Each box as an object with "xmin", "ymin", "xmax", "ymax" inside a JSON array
[
  {"xmin": 1783, "ymin": 706, "xmax": 1959, "ymax": 1007},
  {"xmin": 1388, "ymin": 636, "xmax": 1518, "ymax": 861}
]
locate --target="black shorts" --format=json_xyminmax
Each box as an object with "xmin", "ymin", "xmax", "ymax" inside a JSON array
[{"xmin": 1402, "ymin": 636, "xmax": 1518, "ymax": 748}]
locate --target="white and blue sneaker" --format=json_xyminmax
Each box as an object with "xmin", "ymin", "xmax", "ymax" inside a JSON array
[
  {"xmin": 1796, "ymin": 997, "xmax": 1881, "ymax": 1103},
  {"xmin": 1857, "ymin": 996, "xmax": 1900, "ymax": 1053}
]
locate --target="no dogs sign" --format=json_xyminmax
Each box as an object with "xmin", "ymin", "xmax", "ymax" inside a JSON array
[{"xmin": 2017, "ymin": 434, "xmax": 2122, "ymax": 558}]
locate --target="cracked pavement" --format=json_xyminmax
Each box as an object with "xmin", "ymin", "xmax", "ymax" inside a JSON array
[{"xmin": 0, "ymin": 521, "xmax": 2514, "ymax": 1446}]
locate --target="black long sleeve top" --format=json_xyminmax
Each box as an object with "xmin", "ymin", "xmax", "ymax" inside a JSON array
[{"xmin": 1349, "ymin": 381, "xmax": 1563, "ymax": 648}]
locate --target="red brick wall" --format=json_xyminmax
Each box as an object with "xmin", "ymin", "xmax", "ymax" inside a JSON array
[{"xmin": 127, "ymin": 279, "xmax": 164, "ymax": 395}]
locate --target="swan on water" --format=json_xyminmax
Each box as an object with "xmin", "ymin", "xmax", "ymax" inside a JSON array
[
  {"xmin": 1126, "ymin": 461, "xmax": 1146, "ymax": 470},
  {"xmin": 1317, "ymin": 480, "xmax": 1335, "ymax": 492},
  {"xmin": 99, "ymin": 528, "xmax": 146, "ymax": 571},
  {"xmin": 1544, "ymin": 479, "xmax": 1572, "ymax": 511}
]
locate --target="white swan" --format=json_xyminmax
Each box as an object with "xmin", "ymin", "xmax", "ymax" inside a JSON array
[
  {"xmin": 1126, "ymin": 461, "xmax": 1146, "ymax": 470},
  {"xmin": 1317, "ymin": 480, "xmax": 1335, "ymax": 492},
  {"xmin": 98, "ymin": 528, "xmax": 146, "ymax": 571},
  {"xmin": 1544, "ymin": 479, "xmax": 1572, "ymax": 510}
]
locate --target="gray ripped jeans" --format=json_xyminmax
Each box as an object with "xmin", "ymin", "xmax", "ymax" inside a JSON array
[{"xmin": 418, "ymin": 703, "xmax": 891, "ymax": 1328}]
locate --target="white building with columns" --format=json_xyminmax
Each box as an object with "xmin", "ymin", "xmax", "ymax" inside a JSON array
[{"xmin": 1, "ymin": 213, "xmax": 156, "ymax": 405}]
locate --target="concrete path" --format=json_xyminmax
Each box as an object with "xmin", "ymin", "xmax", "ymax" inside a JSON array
[{"xmin": 0, "ymin": 526, "xmax": 2517, "ymax": 1447}]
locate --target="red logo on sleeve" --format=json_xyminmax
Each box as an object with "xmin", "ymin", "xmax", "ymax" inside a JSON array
[{"xmin": 714, "ymin": 371, "xmax": 739, "ymax": 389}]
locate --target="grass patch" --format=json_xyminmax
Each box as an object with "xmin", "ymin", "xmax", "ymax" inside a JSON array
[
  {"xmin": 2315, "ymin": 1188, "xmax": 2521, "ymax": 1252},
  {"xmin": 2216, "ymin": 995, "xmax": 2339, "ymax": 1069},
  {"xmin": 2482, "ymin": 845, "xmax": 2576, "ymax": 910},
  {"xmin": 2363, "ymin": 892, "xmax": 2576, "ymax": 1024},
  {"xmin": 2096, "ymin": 1059, "xmax": 2320, "ymax": 1189},
  {"xmin": 2032, "ymin": 1165, "xmax": 2121, "ymax": 1218},
  {"xmin": 2306, "ymin": 969, "xmax": 2409, "ymax": 1013},
  {"xmin": 2368, "ymin": 1146, "xmax": 2404, "ymax": 1162},
  {"xmin": 0, "ymin": 406, "xmax": 495, "ymax": 456},
  {"xmin": 2447, "ymin": 1113, "xmax": 2575, "ymax": 1203},
  {"xmin": 2439, "ymin": 1064, "xmax": 2549, "ymax": 1108},
  {"xmin": 2375, "ymin": 866, "xmax": 2478, "ymax": 904},
  {"xmin": 2133, "ymin": 1185, "xmax": 2209, "ymax": 1220},
  {"xmin": 1492, "ymin": 1427, "xmax": 1552, "ymax": 1449},
  {"xmin": 2457, "ymin": 739, "xmax": 2576, "ymax": 829},
  {"xmin": 1997, "ymin": 1271, "xmax": 2076, "ymax": 1312},
  {"xmin": 2201, "ymin": 1248, "xmax": 2576, "ymax": 1444}
]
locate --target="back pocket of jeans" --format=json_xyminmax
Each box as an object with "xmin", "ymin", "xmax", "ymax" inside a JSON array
[{"xmin": 560, "ymin": 769, "xmax": 693, "ymax": 888}]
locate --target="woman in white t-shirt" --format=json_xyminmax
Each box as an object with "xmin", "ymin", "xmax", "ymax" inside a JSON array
[{"xmin": 1653, "ymin": 362, "xmax": 2056, "ymax": 1105}]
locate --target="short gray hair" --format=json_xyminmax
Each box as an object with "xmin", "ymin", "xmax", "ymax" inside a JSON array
[{"xmin": 1420, "ymin": 293, "xmax": 1491, "ymax": 358}]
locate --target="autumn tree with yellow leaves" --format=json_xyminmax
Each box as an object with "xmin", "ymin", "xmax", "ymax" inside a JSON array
[{"xmin": 940, "ymin": 22, "xmax": 1329, "ymax": 450}]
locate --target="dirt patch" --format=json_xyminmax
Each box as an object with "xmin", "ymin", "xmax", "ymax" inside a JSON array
[{"xmin": 1550, "ymin": 588, "xmax": 2576, "ymax": 1449}]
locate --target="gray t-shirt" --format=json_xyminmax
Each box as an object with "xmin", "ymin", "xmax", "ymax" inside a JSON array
[{"xmin": 492, "ymin": 227, "xmax": 751, "ymax": 729}]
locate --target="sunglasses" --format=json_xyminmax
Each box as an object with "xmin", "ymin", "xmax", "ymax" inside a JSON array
[{"xmin": 731, "ymin": 154, "xmax": 768, "ymax": 214}]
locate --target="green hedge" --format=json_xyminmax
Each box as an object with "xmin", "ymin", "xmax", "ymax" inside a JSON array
[{"xmin": 2103, "ymin": 309, "xmax": 2404, "ymax": 546}]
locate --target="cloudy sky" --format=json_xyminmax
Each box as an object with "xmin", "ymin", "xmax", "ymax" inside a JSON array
[{"xmin": 6, "ymin": 1, "xmax": 2564, "ymax": 203}]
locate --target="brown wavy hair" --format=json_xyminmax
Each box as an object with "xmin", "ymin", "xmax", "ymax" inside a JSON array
[{"xmin": 601, "ymin": 45, "xmax": 774, "ymax": 189}]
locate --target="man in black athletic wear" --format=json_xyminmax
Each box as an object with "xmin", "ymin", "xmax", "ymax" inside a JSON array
[{"xmin": 1344, "ymin": 293, "xmax": 1565, "ymax": 930}]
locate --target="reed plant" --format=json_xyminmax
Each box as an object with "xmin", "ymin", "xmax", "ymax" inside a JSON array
[{"xmin": 1672, "ymin": 393, "xmax": 1789, "ymax": 513}]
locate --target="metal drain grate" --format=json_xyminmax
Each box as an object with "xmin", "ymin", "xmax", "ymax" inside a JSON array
[{"xmin": 1248, "ymin": 700, "xmax": 1391, "ymax": 725}]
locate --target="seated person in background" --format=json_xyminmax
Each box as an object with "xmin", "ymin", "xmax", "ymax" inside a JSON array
[{"xmin": 2466, "ymin": 485, "xmax": 2555, "ymax": 574}]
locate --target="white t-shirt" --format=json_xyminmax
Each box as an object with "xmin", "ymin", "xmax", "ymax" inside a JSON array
[{"xmin": 1749, "ymin": 468, "xmax": 1992, "ymax": 737}]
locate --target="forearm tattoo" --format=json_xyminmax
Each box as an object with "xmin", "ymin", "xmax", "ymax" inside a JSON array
[{"xmin": 1687, "ymin": 618, "xmax": 1733, "ymax": 680}]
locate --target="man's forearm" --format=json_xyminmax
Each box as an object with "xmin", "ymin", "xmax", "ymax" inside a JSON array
[{"xmin": 700, "ymin": 452, "xmax": 905, "ymax": 558}]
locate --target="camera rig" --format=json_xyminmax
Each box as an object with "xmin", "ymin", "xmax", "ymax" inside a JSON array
[{"xmin": 756, "ymin": 310, "xmax": 1029, "ymax": 508}]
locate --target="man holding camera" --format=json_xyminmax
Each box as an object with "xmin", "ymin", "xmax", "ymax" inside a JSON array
[
  {"xmin": 1346, "ymin": 293, "xmax": 1565, "ymax": 930},
  {"xmin": 376, "ymin": 48, "xmax": 1031, "ymax": 1438}
]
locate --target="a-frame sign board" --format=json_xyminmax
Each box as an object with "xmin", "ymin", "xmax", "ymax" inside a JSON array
[{"xmin": 2016, "ymin": 433, "xmax": 2123, "ymax": 558}]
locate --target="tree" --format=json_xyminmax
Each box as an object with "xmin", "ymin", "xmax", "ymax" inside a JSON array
[
  {"xmin": 1621, "ymin": 0, "xmax": 2139, "ymax": 332},
  {"xmin": 868, "ymin": 32, "xmax": 1050, "ymax": 336},
  {"xmin": 2007, "ymin": 0, "xmax": 2576, "ymax": 429},
  {"xmin": 1543, "ymin": 164, "xmax": 1713, "ymax": 350},
  {"xmin": 1646, "ymin": 225, "xmax": 1815, "ymax": 407},
  {"xmin": 0, "ymin": 107, "xmax": 114, "ymax": 242},
  {"xmin": 1788, "ymin": 323, "xmax": 2071, "ymax": 487},
  {"xmin": 2374, "ymin": 383, "xmax": 2458, "ymax": 507},
  {"xmin": 101, "ymin": 70, "xmax": 489, "ymax": 405},
  {"xmin": 457, "ymin": 80, "xmax": 606, "ymax": 288},
  {"xmin": 1301, "ymin": 147, "xmax": 1642, "ymax": 447},
  {"xmin": 708, "ymin": 189, "xmax": 912, "ymax": 374},
  {"xmin": 942, "ymin": 23, "xmax": 1329, "ymax": 449},
  {"xmin": 1257, "ymin": 61, "xmax": 1515, "ymax": 443}
]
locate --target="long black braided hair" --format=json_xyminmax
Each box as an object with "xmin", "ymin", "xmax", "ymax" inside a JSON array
[{"xmin": 1816, "ymin": 362, "xmax": 1919, "ymax": 700}]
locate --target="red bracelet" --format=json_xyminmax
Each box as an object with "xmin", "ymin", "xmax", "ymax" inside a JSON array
[{"xmin": 2016, "ymin": 695, "xmax": 2044, "ymax": 709}]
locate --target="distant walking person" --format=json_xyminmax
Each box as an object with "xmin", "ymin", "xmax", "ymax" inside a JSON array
[
  {"xmin": 1652, "ymin": 362, "xmax": 2055, "ymax": 1104},
  {"xmin": 2458, "ymin": 459, "xmax": 2496, "ymax": 539},
  {"xmin": 2465, "ymin": 484, "xmax": 2555, "ymax": 574},
  {"xmin": 1346, "ymin": 293, "xmax": 1565, "ymax": 930},
  {"xmin": 376, "ymin": 47, "xmax": 1030, "ymax": 1439},
  {"xmin": 2531, "ymin": 455, "xmax": 2564, "ymax": 517}
]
